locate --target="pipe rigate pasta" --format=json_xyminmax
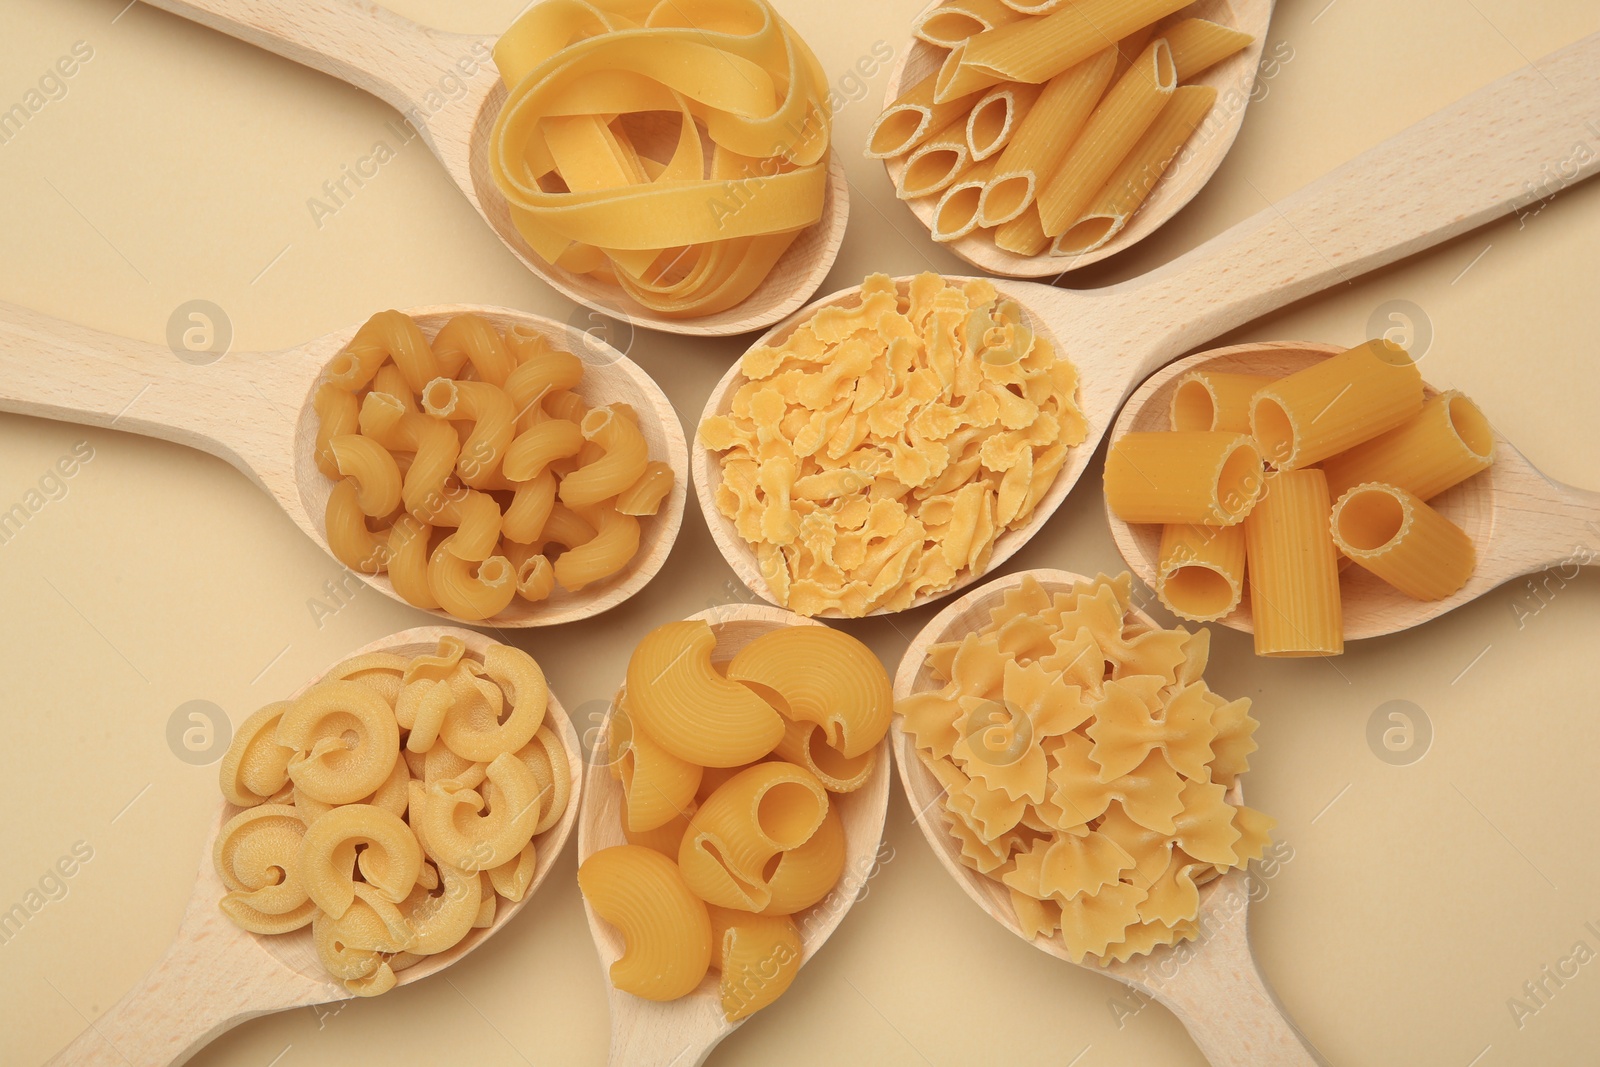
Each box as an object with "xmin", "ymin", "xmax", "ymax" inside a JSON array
[
  {"xmin": 577, "ymin": 845, "xmax": 713, "ymax": 1001},
  {"xmin": 625, "ymin": 620, "xmax": 785, "ymax": 767},
  {"xmin": 678, "ymin": 762, "xmax": 830, "ymax": 911},
  {"xmin": 315, "ymin": 310, "xmax": 676, "ymax": 620},
  {"xmin": 609, "ymin": 691, "xmax": 702, "ymax": 833},
  {"xmin": 707, "ymin": 907, "xmax": 803, "ymax": 1021},
  {"xmin": 214, "ymin": 638, "xmax": 571, "ymax": 995},
  {"xmin": 726, "ymin": 626, "xmax": 893, "ymax": 758},
  {"xmin": 896, "ymin": 573, "xmax": 1275, "ymax": 964}
]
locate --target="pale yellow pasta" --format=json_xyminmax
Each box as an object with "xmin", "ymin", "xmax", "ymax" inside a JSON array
[
  {"xmin": 427, "ymin": 540, "xmax": 517, "ymax": 622},
  {"xmin": 516, "ymin": 725, "xmax": 572, "ymax": 836},
  {"xmin": 554, "ymin": 504, "xmax": 640, "ymax": 591},
  {"xmin": 398, "ymin": 859, "xmax": 482, "ymax": 955},
  {"xmin": 421, "ymin": 378, "xmax": 516, "ymax": 489},
  {"xmin": 1244, "ymin": 469, "xmax": 1343, "ymax": 657},
  {"xmin": 897, "ymin": 116, "xmax": 972, "ymax": 199},
  {"xmin": 296, "ymin": 803, "xmax": 422, "ymax": 918},
  {"xmin": 1164, "ymin": 17, "xmax": 1255, "ymax": 81},
  {"xmin": 218, "ymin": 701, "xmax": 294, "ymax": 807},
  {"xmin": 276, "ymin": 681, "xmax": 399, "ymax": 804},
  {"xmin": 438, "ymin": 647, "xmax": 547, "ymax": 761},
  {"xmin": 708, "ymin": 907, "xmax": 803, "ymax": 1022},
  {"xmin": 414, "ymin": 752, "xmax": 542, "ymax": 871},
  {"xmin": 214, "ymin": 805, "xmax": 315, "ymax": 935},
  {"xmin": 966, "ymin": 82, "xmax": 1041, "ymax": 161},
  {"xmin": 610, "ymin": 692, "xmax": 702, "ymax": 833},
  {"xmin": 371, "ymin": 363, "xmax": 417, "ymax": 411},
  {"xmin": 615, "ymin": 461, "xmax": 675, "ymax": 516},
  {"xmin": 312, "ymin": 383, "xmax": 359, "ymax": 479},
  {"xmin": 559, "ymin": 406, "xmax": 649, "ymax": 507},
  {"xmin": 726, "ymin": 626, "xmax": 892, "ymax": 758},
  {"xmin": 1320, "ymin": 390, "xmax": 1495, "ymax": 502},
  {"xmin": 771, "ymin": 718, "xmax": 876, "ymax": 792},
  {"xmin": 625, "ymin": 620, "xmax": 785, "ymax": 767},
  {"xmin": 942, "ymin": 0, "xmax": 1189, "ymax": 101},
  {"xmin": 994, "ymin": 202, "xmax": 1051, "ymax": 255},
  {"xmin": 1037, "ymin": 39, "xmax": 1176, "ymax": 238},
  {"xmin": 514, "ymin": 552, "xmax": 556, "ymax": 602},
  {"xmin": 502, "ymin": 470, "xmax": 558, "ymax": 545},
  {"xmin": 431, "ymin": 312, "xmax": 515, "ymax": 386},
  {"xmin": 488, "ymin": 842, "xmax": 537, "ymax": 903},
  {"xmin": 1053, "ymin": 84, "xmax": 1216, "ymax": 256},
  {"xmin": 979, "ymin": 48, "xmax": 1116, "ymax": 226},
  {"xmin": 329, "ymin": 434, "xmax": 403, "ymax": 517},
  {"xmin": 931, "ymin": 156, "xmax": 1000, "ymax": 242},
  {"xmin": 1250, "ymin": 339, "xmax": 1425, "ymax": 469},
  {"xmin": 578, "ymin": 845, "xmax": 713, "ymax": 1002},
  {"xmin": 385, "ymin": 516, "xmax": 437, "ymax": 610},
  {"xmin": 679, "ymin": 761, "xmax": 830, "ymax": 911},
  {"xmin": 1170, "ymin": 369, "xmax": 1277, "ymax": 433},
  {"xmin": 759, "ymin": 803, "xmax": 846, "ymax": 916},
  {"xmin": 1157, "ymin": 523, "xmax": 1246, "ymax": 623},
  {"xmin": 502, "ymin": 418, "xmax": 583, "ymax": 483},
  {"xmin": 866, "ymin": 72, "xmax": 983, "ymax": 159},
  {"xmin": 915, "ymin": 0, "xmax": 1025, "ymax": 48},
  {"xmin": 1331, "ymin": 483, "xmax": 1475, "ymax": 600},
  {"xmin": 1103, "ymin": 431, "xmax": 1264, "ymax": 525}
]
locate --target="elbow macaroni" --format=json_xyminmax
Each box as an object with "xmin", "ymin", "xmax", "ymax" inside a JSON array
[
  {"xmin": 213, "ymin": 638, "xmax": 571, "ymax": 995},
  {"xmin": 314, "ymin": 310, "xmax": 676, "ymax": 621}
]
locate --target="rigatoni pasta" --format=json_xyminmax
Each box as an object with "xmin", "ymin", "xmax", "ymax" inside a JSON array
[
  {"xmin": 314, "ymin": 309, "xmax": 676, "ymax": 622},
  {"xmin": 1169, "ymin": 369, "xmax": 1276, "ymax": 433},
  {"xmin": 1244, "ymin": 469, "xmax": 1343, "ymax": 657},
  {"xmin": 1156, "ymin": 523, "xmax": 1246, "ymax": 623},
  {"xmin": 583, "ymin": 619, "xmax": 893, "ymax": 1022},
  {"xmin": 213, "ymin": 637, "xmax": 571, "ymax": 996},
  {"xmin": 1249, "ymin": 339, "xmax": 1425, "ymax": 469},
  {"xmin": 1331, "ymin": 483, "xmax": 1476, "ymax": 600},
  {"xmin": 1103, "ymin": 431, "xmax": 1264, "ymax": 525},
  {"xmin": 1320, "ymin": 390, "xmax": 1495, "ymax": 501}
]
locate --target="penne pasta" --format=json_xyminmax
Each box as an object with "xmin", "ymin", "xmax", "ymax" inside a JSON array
[
  {"xmin": 966, "ymin": 82, "xmax": 1042, "ymax": 161},
  {"xmin": 1103, "ymin": 431, "xmax": 1265, "ymax": 525},
  {"xmin": 1249, "ymin": 340, "xmax": 1425, "ymax": 469},
  {"xmin": 1320, "ymin": 390, "xmax": 1495, "ymax": 502},
  {"xmin": 1330, "ymin": 483, "xmax": 1475, "ymax": 600},
  {"xmin": 945, "ymin": 0, "xmax": 1190, "ymax": 101},
  {"xmin": 1169, "ymin": 369, "xmax": 1277, "ymax": 433},
  {"xmin": 1037, "ymin": 39, "xmax": 1177, "ymax": 239},
  {"xmin": 915, "ymin": 0, "xmax": 1026, "ymax": 48},
  {"xmin": 932, "ymin": 156, "xmax": 1000, "ymax": 242},
  {"xmin": 1164, "ymin": 18, "xmax": 1256, "ymax": 82},
  {"xmin": 866, "ymin": 72, "xmax": 983, "ymax": 159},
  {"xmin": 978, "ymin": 48, "xmax": 1116, "ymax": 227},
  {"xmin": 1157, "ymin": 522, "xmax": 1247, "ymax": 623},
  {"xmin": 993, "ymin": 202, "xmax": 1051, "ymax": 255},
  {"xmin": 1052, "ymin": 84, "xmax": 1215, "ymax": 257},
  {"xmin": 897, "ymin": 116, "xmax": 973, "ymax": 199},
  {"xmin": 1243, "ymin": 469, "xmax": 1343, "ymax": 657}
]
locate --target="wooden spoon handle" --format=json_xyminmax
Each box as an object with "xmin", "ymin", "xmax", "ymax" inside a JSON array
[
  {"xmin": 1120, "ymin": 31, "xmax": 1600, "ymax": 369},
  {"xmin": 0, "ymin": 301, "xmax": 300, "ymax": 494},
  {"xmin": 138, "ymin": 0, "xmax": 478, "ymax": 114}
]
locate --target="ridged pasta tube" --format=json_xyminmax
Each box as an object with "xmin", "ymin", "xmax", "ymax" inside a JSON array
[
  {"xmin": 560, "ymin": 406, "xmax": 650, "ymax": 507},
  {"xmin": 625, "ymin": 620, "xmax": 785, "ymax": 767},
  {"xmin": 578, "ymin": 845, "xmax": 713, "ymax": 1001},
  {"xmin": 421, "ymin": 378, "xmax": 516, "ymax": 489},
  {"xmin": 679, "ymin": 762, "xmax": 830, "ymax": 911},
  {"xmin": 1331, "ymin": 483, "xmax": 1475, "ymax": 600},
  {"xmin": 726, "ymin": 625, "xmax": 892, "ymax": 757}
]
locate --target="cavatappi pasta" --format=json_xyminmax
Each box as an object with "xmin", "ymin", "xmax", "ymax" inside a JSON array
[
  {"xmin": 699, "ymin": 272, "xmax": 1088, "ymax": 617},
  {"xmin": 898, "ymin": 573, "xmax": 1274, "ymax": 963},
  {"xmin": 871, "ymin": 2, "xmax": 1253, "ymax": 259},
  {"xmin": 315, "ymin": 310, "xmax": 675, "ymax": 622},
  {"xmin": 214, "ymin": 637, "xmax": 571, "ymax": 996},
  {"xmin": 1105, "ymin": 342, "xmax": 1493, "ymax": 654},
  {"xmin": 580, "ymin": 620, "xmax": 892, "ymax": 1021},
  {"xmin": 488, "ymin": 0, "xmax": 833, "ymax": 318}
]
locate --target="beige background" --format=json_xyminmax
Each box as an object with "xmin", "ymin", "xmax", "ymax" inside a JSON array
[{"xmin": 2, "ymin": 0, "xmax": 1599, "ymax": 1064}]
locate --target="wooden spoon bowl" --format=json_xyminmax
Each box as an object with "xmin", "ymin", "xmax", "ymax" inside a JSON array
[
  {"xmin": 892, "ymin": 569, "xmax": 1321, "ymax": 1066},
  {"xmin": 576, "ymin": 604, "xmax": 892, "ymax": 1067},
  {"xmin": 0, "ymin": 301, "xmax": 688, "ymax": 628},
  {"xmin": 878, "ymin": 0, "xmax": 1273, "ymax": 278},
  {"xmin": 1106, "ymin": 343, "xmax": 1600, "ymax": 640},
  {"xmin": 694, "ymin": 32, "xmax": 1600, "ymax": 617},
  {"xmin": 142, "ymin": 0, "xmax": 849, "ymax": 337},
  {"xmin": 48, "ymin": 626, "xmax": 583, "ymax": 1067}
]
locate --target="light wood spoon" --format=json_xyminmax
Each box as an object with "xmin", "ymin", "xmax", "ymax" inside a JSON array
[
  {"xmin": 48, "ymin": 626, "xmax": 584, "ymax": 1067},
  {"xmin": 1105, "ymin": 342, "xmax": 1600, "ymax": 641},
  {"xmin": 879, "ymin": 0, "xmax": 1273, "ymax": 277},
  {"xmin": 576, "ymin": 604, "xmax": 892, "ymax": 1067},
  {"xmin": 137, "ymin": 0, "xmax": 850, "ymax": 337},
  {"xmin": 893, "ymin": 569, "xmax": 1321, "ymax": 1067},
  {"xmin": 695, "ymin": 30, "xmax": 1600, "ymax": 617},
  {"xmin": 0, "ymin": 301, "xmax": 687, "ymax": 627}
]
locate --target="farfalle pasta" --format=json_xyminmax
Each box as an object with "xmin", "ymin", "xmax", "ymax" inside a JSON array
[
  {"xmin": 699, "ymin": 272, "xmax": 1087, "ymax": 617},
  {"xmin": 489, "ymin": 0, "xmax": 832, "ymax": 318},
  {"xmin": 897, "ymin": 573, "xmax": 1275, "ymax": 964},
  {"xmin": 213, "ymin": 637, "xmax": 571, "ymax": 996},
  {"xmin": 316, "ymin": 310, "xmax": 675, "ymax": 621},
  {"xmin": 580, "ymin": 619, "xmax": 891, "ymax": 1021}
]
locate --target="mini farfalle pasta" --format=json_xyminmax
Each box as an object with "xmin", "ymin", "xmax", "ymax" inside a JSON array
[
  {"xmin": 213, "ymin": 638, "xmax": 571, "ymax": 995},
  {"xmin": 313, "ymin": 309, "xmax": 677, "ymax": 622},
  {"xmin": 896, "ymin": 573, "xmax": 1275, "ymax": 964},
  {"xmin": 582, "ymin": 617, "xmax": 892, "ymax": 1022},
  {"xmin": 699, "ymin": 272, "xmax": 1087, "ymax": 616}
]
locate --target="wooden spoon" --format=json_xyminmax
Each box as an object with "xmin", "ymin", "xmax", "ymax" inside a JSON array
[
  {"xmin": 576, "ymin": 604, "xmax": 892, "ymax": 1067},
  {"xmin": 878, "ymin": 0, "xmax": 1273, "ymax": 277},
  {"xmin": 0, "ymin": 301, "xmax": 688, "ymax": 627},
  {"xmin": 1105, "ymin": 342, "xmax": 1600, "ymax": 641},
  {"xmin": 892, "ymin": 569, "xmax": 1321, "ymax": 1067},
  {"xmin": 48, "ymin": 626, "xmax": 584, "ymax": 1067},
  {"xmin": 695, "ymin": 30, "xmax": 1600, "ymax": 617},
  {"xmin": 137, "ymin": 0, "xmax": 850, "ymax": 337}
]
